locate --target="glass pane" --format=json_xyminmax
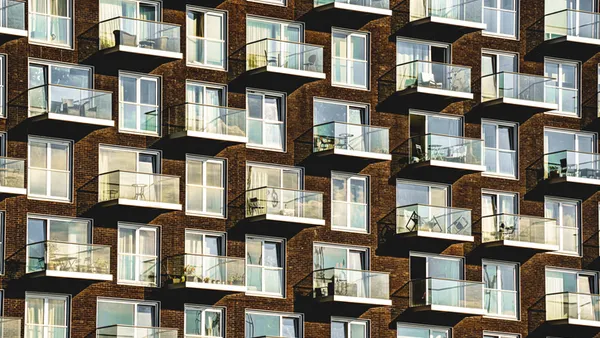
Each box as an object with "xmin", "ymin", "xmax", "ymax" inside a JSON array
[
  {"xmin": 97, "ymin": 301, "xmax": 135, "ymax": 327},
  {"xmin": 264, "ymin": 242, "xmax": 281, "ymax": 267},
  {"xmin": 121, "ymin": 77, "xmax": 137, "ymax": 103},
  {"xmin": 30, "ymin": 142, "xmax": 47, "ymax": 169},
  {"xmin": 246, "ymin": 240, "xmax": 262, "ymax": 265},
  {"xmin": 185, "ymin": 309, "xmax": 202, "ymax": 335}
]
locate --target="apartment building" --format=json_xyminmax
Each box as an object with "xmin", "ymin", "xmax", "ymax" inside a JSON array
[{"xmin": 0, "ymin": 0, "xmax": 595, "ymax": 337}]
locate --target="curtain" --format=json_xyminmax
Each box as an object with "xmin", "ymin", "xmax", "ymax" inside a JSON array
[
  {"xmin": 99, "ymin": 0, "xmax": 122, "ymax": 48},
  {"xmin": 546, "ymin": 271, "xmax": 568, "ymax": 320},
  {"xmin": 118, "ymin": 228, "xmax": 135, "ymax": 281},
  {"xmin": 205, "ymin": 88, "xmax": 224, "ymax": 134},
  {"xmin": 396, "ymin": 41, "xmax": 429, "ymax": 91},
  {"xmin": 264, "ymin": 96, "xmax": 283, "ymax": 150},
  {"xmin": 348, "ymin": 250, "xmax": 366, "ymax": 298},
  {"xmin": 410, "ymin": 0, "xmax": 427, "ymax": 21},
  {"xmin": 578, "ymin": 275, "xmax": 595, "ymax": 320},
  {"xmin": 481, "ymin": 195, "xmax": 496, "ymax": 241},
  {"xmin": 246, "ymin": 20, "xmax": 278, "ymax": 69}
]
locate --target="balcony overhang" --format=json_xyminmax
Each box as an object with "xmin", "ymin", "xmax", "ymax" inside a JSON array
[
  {"xmin": 231, "ymin": 66, "xmax": 326, "ymax": 94},
  {"xmin": 315, "ymin": 148, "xmax": 391, "ymax": 162},
  {"xmin": 83, "ymin": 46, "xmax": 183, "ymax": 73},
  {"xmin": 30, "ymin": 112, "xmax": 115, "ymax": 129},
  {"xmin": 379, "ymin": 86, "xmax": 473, "ymax": 112},
  {"xmin": 0, "ymin": 186, "xmax": 26, "ymax": 195},
  {"xmin": 397, "ymin": 161, "xmax": 485, "ymax": 184},
  {"xmin": 302, "ymin": 3, "xmax": 391, "ymax": 30},
  {"xmin": 548, "ymin": 175, "xmax": 600, "ymax": 186},
  {"xmin": 0, "ymin": 27, "xmax": 27, "ymax": 44},
  {"xmin": 472, "ymin": 98, "xmax": 558, "ymax": 122},
  {"xmin": 528, "ymin": 36, "xmax": 600, "ymax": 62},
  {"xmin": 28, "ymin": 270, "xmax": 113, "ymax": 282},
  {"xmin": 482, "ymin": 239, "xmax": 559, "ymax": 252},
  {"xmin": 169, "ymin": 130, "xmax": 247, "ymax": 145},
  {"xmin": 397, "ymin": 230, "xmax": 474, "ymax": 243},
  {"xmin": 397, "ymin": 17, "xmax": 486, "ymax": 42},
  {"xmin": 98, "ymin": 198, "xmax": 182, "ymax": 211},
  {"xmin": 245, "ymin": 213, "xmax": 326, "ymax": 227},
  {"xmin": 317, "ymin": 294, "xmax": 392, "ymax": 306},
  {"xmin": 547, "ymin": 318, "xmax": 600, "ymax": 328},
  {"xmin": 410, "ymin": 304, "xmax": 486, "ymax": 316},
  {"xmin": 168, "ymin": 281, "xmax": 246, "ymax": 293}
]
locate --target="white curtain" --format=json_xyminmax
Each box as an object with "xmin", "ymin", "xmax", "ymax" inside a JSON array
[
  {"xmin": 348, "ymin": 251, "xmax": 366, "ymax": 298},
  {"xmin": 99, "ymin": 0, "xmax": 123, "ymax": 49},
  {"xmin": 546, "ymin": 271, "xmax": 567, "ymax": 320},
  {"xmin": 410, "ymin": 0, "xmax": 427, "ymax": 21}
]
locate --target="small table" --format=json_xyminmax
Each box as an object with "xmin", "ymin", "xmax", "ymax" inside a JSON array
[
  {"xmin": 132, "ymin": 184, "xmax": 147, "ymax": 201},
  {"xmin": 54, "ymin": 256, "xmax": 77, "ymax": 271},
  {"xmin": 338, "ymin": 133, "xmax": 354, "ymax": 150}
]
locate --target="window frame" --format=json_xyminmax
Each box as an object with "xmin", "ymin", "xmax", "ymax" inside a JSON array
[
  {"xmin": 331, "ymin": 172, "xmax": 369, "ymax": 233},
  {"xmin": 24, "ymin": 292, "xmax": 70, "ymax": 338},
  {"xmin": 396, "ymin": 322, "xmax": 451, "ymax": 338},
  {"xmin": 28, "ymin": 0, "xmax": 73, "ymax": 49},
  {"xmin": 118, "ymin": 71, "xmax": 161, "ymax": 136},
  {"xmin": 483, "ymin": 332, "xmax": 520, "ymax": 338},
  {"xmin": 482, "ymin": 120, "xmax": 518, "ymax": 179},
  {"xmin": 184, "ymin": 229, "xmax": 226, "ymax": 256},
  {"xmin": 482, "ymin": 0, "xmax": 519, "ymax": 39},
  {"xmin": 186, "ymin": 6, "xmax": 227, "ymax": 71},
  {"xmin": 312, "ymin": 97, "xmax": 369, "ymax": 126},
  {"xmin": 244, "ymin": 310, "xmax": 303, "ymax": 338},
  {"xmin": 98, "ymin": 144, "xmax": 161, "ymax": 174},
  {"xmin": 481, "ymin": 189, "xmax": 519, "ymax": 216},
  {"xmin": 117, "ymin": 222, "xmax": 160, "ymax": 287},
  {"xmin": 0, "ymin": 54, "xmax": 5, "ymax": 118},
  {"xmin": 0, "ymin": 212, "xmax": 4, "ymax": 275},
  {"xmin": 27, "ymin": 136, "xmax": 73, "ymax": 202},
  {"xmin": 482, "ymin": 260, "xmax": 520, "ymax": 320},
  {"xmin": 331, "ymin": 317, "xmax": 369, "ymax": 338},
  {"xmin": 544, "ymin": 196, "xmax": 581, "ymax": 256},
  {"xmin": 184, "ymin": 304, "xmax": 225, "ymax": 338},
  {"xmin": 331, "ymin": 28, "xmax": 370, "ymax": 90},
  {"xmin": 245, "ymin": 235, "xmax": 286, "ymax": 298},
  {"xmin": 245, "ymin": 16, "xmax": 303, "ymax": 44},
  {"xmin": 96, "ymin": 297, "xmax": 160, "ymax": 329},
  {"xmin": 185, "ymin": 155, "xmax": 227, "ymax": 218},
  {"xmin": 544, "ymin": 58, "xmax": 580, "ymax": 117},
  {"xmin": 246, "ymin": 88, "xmax": 287, "ymax": 152},
  {"xmin": 313, "ymin": 242, "xmax": 370, "ymax": 271},
  {"xmin": 395, "ymin": 179, "xmax": 451, "ymax": 207},
  {"xmin": 245, "ymin": 162, "xmax": 304, "ymax": 190}
]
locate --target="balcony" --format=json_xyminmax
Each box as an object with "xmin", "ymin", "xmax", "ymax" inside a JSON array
[
  {"xmin": 302, "ymin": 0, "xmax": 392, "ymax": 30},
  {"xmin": 313, "ymin": 268, "xmax": 392, "ymax": 306},
  {"xmin": 0, "ymin": 1, "xmax": 26, "ymax": 43},
  {"xmin": 312, "ymin": 122, "xmax": 391, "ymax": 163},
  {"xmin": 532, "ymin": 10, "xmax": 600, "ymax": 61},
  {"xmin": 232, "ymin": 39, "xmax": 325, "ymax": 93},
  {"xmin": 400, "ymin": 0, "xmax": 486, "ymax": 41},
  {"xmin": 95, "ymin": 325, "xmax": 177, "ymax": 338},
  {"xmin": 395, "ymin": 204, "xmax": 473, "ymax": 242},
  {"xmin": 167, "ymin": 103, "xmax": 247, "ymax": 152},
  {"xmin": 379, "ymin": 61, "xmax": 473, "ymax": 112},
  {"xmin": 27, "ymin": 85, "xmax": 114, "ymax": 130},
  {"xmin": 25, "ymin": 241, "xmax": 112, "ymax": 281},
  {"xmin": 546, "ymin": 292, "xmax": 600, "ymax": 328},
  {"xmin": 0, "ymin": 317, "xmax": 21, "ymax": 337},
  {"xmin": 544, "ymin": 151, "xmax": 600, "ymax": 187},
  {"xmin": 475, "ymin": 72, "xmax": 559, "ymax": 120},
  {"xmin": 166, "ymin": 254, "xmax": 246, "ymax": 293},
  {"xmin": 245, "ymin": 187, "xmax": 325, "ymax": 227},
  {"xmin": 409, "ymin": 278, "xmax": 486, "ymax": 316},
  {"xmin": 0, "ymin": 157, "xmax": 25, "ymax": 195},
  {"xmin": 481, "ymin": 214, "xmax": 559, "ymax": 252},
  {"xmin": 98, "ymin": 170, "xmax": 182, "ymax": 211}
]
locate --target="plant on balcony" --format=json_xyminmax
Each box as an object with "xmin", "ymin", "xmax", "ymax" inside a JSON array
[
  {"xmin": 182, "ymin": 265, "xmax": 195, "ymax": 282},
  {"xmin": 94, "ymin": 259, "xmax": 109, "ymax": 274}
]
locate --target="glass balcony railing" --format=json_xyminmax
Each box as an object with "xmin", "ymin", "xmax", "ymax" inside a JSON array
[
  {"xmin": 246, "ymin": 38, "xmax": 324, "ymax": 74},
  {"xmin": 544, "ymin": 151, "xmax": 600, "ymax": 181},
  {"xmin": 313, "ymin": 122, "xmax": 389, "ymax": 156},
  {"xmin": 313, "ymin": 268, "xmax": 390, "ymax": 301},
  {"xmin": 408, "ymin": 134, "xmax": 484, "ymax": 167},
  {"xmin": 395, "ymin": 60, "xmax": 472, "ymax": 94},
  {"xmin": 98, "ymin": 170, "xmax": 180, "ymax": 206},
  {"xmin": 28, "ymin": 85, "xmax": 113, "ymax": 121},
  {"xmin": 166, "ymin": 254, "xmax": 245, "ymax": 288},
  {"xmin": 26, "ymin": 241, "xmax": 111, "ymax": 276},
  {"xmin": 0, "ymin": 1, "xmax": 25, "ymax": 31},
  {"xmin": 411, "ymin": 0, "xmax": 483, "ymax": 24},
  {"xmin": 187, "ymin": 36, "xmax": 225, "ymax": 67},
  {"xmin": 99, "ymin": 17, "xmax": 181, "ymax": 54},
  {"xmin": 246, "ymin": 186, "xmax": 324, "ymax": 221},
  {"xmin": 29, "ymin": 13, "xmax": 71, "ymax": 46},
  {"xmin": 546, "ymin": 292, "xmax": 600, "ymax": 323},
  {"xmin": 96, "ymin": 325, "xmax": 178, "ymax": 338},
  {"xmin": 25, "ymin": 325, "xmax": 67, "ymax": 338},
  {"xmin": 545, "ymin": 10, "xmax": 600, "ymax": 41},
  {"xmin": 0, "ymin": 317, "xmax": 21, "ymax": 337},
  {"xmin": 481, "ymin": 213, "xmax": 559, "ymax": 247},
  {"xmin": 314, "ymin": 0, "xmax": 390, "ymax": 10},
  {"xmin": 481, "ymin": 72, "xmax": 558, "ymax": 105},
  {"xmin": 169, "ymin": 103, "xmax": 246, "ymax": 139},
  {"xmin": 410, "ymin": 278, "xmax": 484, "ymax": 312},
  {"xmin": 0, "ymin": 157, "xmax": 24, "ymax": 192},
  {"xmin": 395, "ymin": 204, "xmax": 472, "ymax": 237}
]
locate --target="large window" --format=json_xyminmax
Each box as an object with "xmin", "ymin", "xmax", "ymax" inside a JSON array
[
  {"xmin": 396, "ymin": 180, "xmax": 449, "ymax": 207},
  {"xmin": 484, "ymin": 333, "xmax": 520, "ymax": 338},
  {"xmin": 396, "ymin": 323, "xmax": 450, "ymax": 338},
  {"xmin": 483, "ymin": 260, "xmax": 519, "ymax": 319},
  {"xmin": 544, "ymin": 128, "xmax": 595, "ymax": 154},
  {"xmin": 332, "ymin": 29, "xmax": 369, "ymax": 89},
  {"xmin": 28, "ymin": 136, "xmax": 72, "ymax": 202},
  {"xmin": 186, "ymin": 156, "xmax": 226, "ymax": 218},
  {"xmin": 117, "ymin": 223, "xmax": 159, "ymax": 286},
  {"xmin": 185, "ymin": 305, "xmax": 224, "ymax": 338},
  {"xmin": 246, "ymin": 162, "xmax": 302, "ymax": 192},
  {"xmin": 396, "ymin": 38, "xmax": 450, "ymax": 65},
  {"xmin": 481, "ymin": 190, "xmax": 518, "ymax": 216},
  {"xmin": 247, "ymin": 90, "xmax": 285, "ymax": 151},
  {"xmin": 545, "ymin": 197, "xmax": 580, "ymax": 255},
  {"xmin": 331, "ymin": 318, "xmax": 368, "ymax": 338},
  {"xmin": 0, "ymin": 55, "xmax": 5, "ymax": 118},
  {"xmin": 245, "ymin": 310, "xmax": 302, "ymax": 338},
  {"xmin": 332, "ymin": 172, "xmax": 368, "ymax": 233},
  {"xmin": 544, "ymin": 59, "xmax": 579, "ymax": 116},
  {"xmin": 545, "ymin": 268, "xmax": 598, "ymax": 322},
  {"xmin": 313, "ymin": 243, "xmax": 368, "ymax": 272},
  {"xmin": 97, "ymin": 298, "xmax": 158, "ymax": 329},
  {"xmin": 409, "ymin": 110, "xmax": 462, "ymax": 138},
  {"xmin": 119, "ymin": 72, "xmax": 160, "ymax": 135},
  {"xmin": 483, "ymin": 0, "xmax": 518, "ymax": 38},
  {"xmin": 313, "ymin": 99, "xmax": 368, "ymax": 126},
  {"xmin": 25, "ymin": 293, "xmax": 69, "ymax": 338},
  {"xmin": 246, "ymin": 236, "xmax": 285, "ymax": 297},
  {"xmin": 187, "ymin": 7, "xmax": 226, "ymax": 69},
  {"xmin": 99, "ymin": 145, "xmax": 160, "ymax": 174},
  {"xmin": 482, "ymin": 121, "xmax": 518, "ymax": 178},
  {"xmin": 29, "ymin": 0, "xmax": 72, "ymax": 47},
  {"xmin": 246, "ymin": 17, "xmax": 301, "ymax": 44},
  {"xmin": 0, "ymin": 212, "xmax": 3, "ymax": 275}
]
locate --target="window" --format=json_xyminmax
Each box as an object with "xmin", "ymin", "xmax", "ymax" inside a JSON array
[
  {"xmin": 119, "ymin": 72, "xmax": 160, "ymax": 135},
  {"xmin": 409, "ymin": 110, "xmax": 463, "ymax": 138},
  {"xmin": 248, "ymin": 0, "xmax": 285, "ymax": 5},
  {"xmin": 245, "ymin": 310, "xmax": 302, "ymax": 338},
  {"xmin": 117, "ymin": 223, "xmax": 159, "ymax": 286},
  {"xmin": 331, "ymin": 172, "xmax": 368, "ymax": 232},
  {"xmin": 544, "ymin": 59, "xmax": 579, "ymax": 116},
  {"xmin": 481, "ymin": 191, "xmax": 517, "ymax": 216},
  {"xmin": 484, "ymin": 333, "xmax": 520, "ymax": 338},
  {"xmin": 481, "ymin": 51, "xmax": 518, "ymax": 100},
  {"xmin": 313, "ymin": 99, "xmax": 368, "ymax": 126},
  {"xmin": 482, "ymin": 121, "xmax": 517, "ymax": 177},
  {"xmin": 409, "ymin": 252, "xmax": 463, "ymax": 280},
  {"xmin": 396, "ymin": 323, "xmax": 450, "ymax": 338},
  {"xmin": 483, "ymin": 0, "xmax": 518, "ymax": 38},
  {"xmin": 396, "ymin": 38, "xmax": 450, "ymax": 65},
  {"xmin": 25, "ymin": 293, "xmax": 69, "ymax": 338},
  {"xmin": 187, "ymin": 7, "xmax": 226, "ymax": 69},
  {"xmin": 186, "ymin": 81, "xmax": 225, "ymax": 106},
  {"xmin": 246, "ymin": 17, "xmax": 302, "ymax": 44},
  {"xmin": 544, "ymin": 128, "xmax": 595, "ymax": 154},
  {"xmin": 331, "ymin": 318, "xmax": 368, "ymax": 338},
  {"xmin": 396, "ymin": 180, "xmax": 449, "ymax": 207},
  {"xmin": 185, "ymin": 305, "xmax": 224, "ymax": 338},
  {"xmin": 0, "ymin": 55, "xmax": 5, "ymax": 118},
  {"xmin": 98, "ymin": 146, "xmax": 160, "ymax": 174},
  {"xmin": 186, "ymin": 156, "xmax": 226, "ymax": 217},
  {"xmin": 545, "ymin": 268, "xmax": 598, "ymax": 322},
  {"xmin": 313, "ymin": 243, "xmax": 368, "ymax": 272},
  {"xmin": 483, "ymin": 261, "xmax": 519, "ymax": 319},
  {"xmin": 0, "ymin": 212, "xmax": 4, "ymax": 274},
  {"xmin": 28, "ymin": 136, "xmax": 72, "ymax": 201},
  {"xmin": 185, "ymin": 230, "xmax": 226, "ymax": 283},
  {"xmin": 332, "ymin": 29, "xmax": 369, "ymax": 89},
  {"xmin": 247, "ymin": 90, "xmax": 285, "ymax": 151},
  {"xmin": 29, "ymin": 0, "xmax": 72, "ymax": 47},
  {"xmin": 246, "ymin": 236, "xmax": 285, "ymax": 297},
  {"xmin": 97, "ymin": 298, "xmax": 158, "ymax": 329},
  {"xmin": 545, "ymin": 197, "xmax": 580, "ymax": 255}
]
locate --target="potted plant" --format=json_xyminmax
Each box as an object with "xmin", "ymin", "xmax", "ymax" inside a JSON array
[
  {"xmin": 204, "ymin": 277, "xmax": 210, "ymax": 283},
  {"xmin": 182, "ymin": 265, "xmax": 195, "ymax": 283}
]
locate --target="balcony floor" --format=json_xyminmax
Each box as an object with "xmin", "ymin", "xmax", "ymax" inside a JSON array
[
  {"xmin": 317, "ymin": 295, "xmax": 392, "ymax": 306},
  {"xmin": 98, "ymin": 198, "xmax": 183, "ymax": 211},
  {"xmin": 410, "ymin": 304, "xmax": 487, "ymax": 316},
  {"xmin": 378, "ymin": 86, "xmax": 474, "ymax": 112},
  {"xmin": 528, "ymin": 36, "xmax": 600, "ymax": 62},
  {"xmin": 301, "ymin": 3, "xmax": 391, "ymax": 31},
  {"xmin": 396, "ymin": 16, "xmax": 486, "ymax": 42},
  {"xmin": 29, "ymin": 270, "xmax": 113, "ymax": 282},
  {"xmin": 471, "ymin": 97, "xmax": 558, "ymax": 122},
  {"xmin": 168, "ymin": 281, "xmax": 246, "ymax": 293},
  {"xmin": 482, "ymin": 239, "xmax": 559, "ymax": 252},
  {"xmin": 0, "ymin": 186, "xmax": 26, "ymax": 195},
  {"xmin": 246, "ymin": 214, "xmax": 326, "ymax": 227},
  {"xmin": 230, "ymin": 66, "xmax": 326, "ymax": 93},
  {"xmin": 397, "ymin": 160, "xmax": 486, "ymax": 184},
  {"xmin": 82, "ymin": 46, "xmax": 183, "ymax": 73},
  {"xmin": 0, "ymin": 27, "xmax": 27, "ymax": 43},
  {"xmin": 397, "ymin": 230, "xmax": 474, "ymax": 243}
]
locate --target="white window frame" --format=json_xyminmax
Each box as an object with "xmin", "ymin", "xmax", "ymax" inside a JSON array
[
  {"xmin": 246, "ymin": 162, "xmax": 303, "ymax": 190},
  {"xmin": 543, "ymin": 127, "xmax": 597, "ymax": 153},
  {"xmin": 186, "ymin": 81, "xmax": 226, "ymax": 106},
  {"xmin": 312, "ymin": 97, "xmax": 369, "ymax": 125},
  {"xmin": 0, "ymin": 54, "xmax": 5, "ymax": 118},
  {"xmin": 25, "ymin": 292, "xmax": 69, "ymax": 338},
  {"xmin": 483, "ymin": 0, "xmax": 518, "ymax": 39},
  {"xmin": 186, "ymin": 6, "xmax": 227, "ymax": 70},
  {"xmin": 245, "ymin": 16, "xmax": 303, "ymax": 44},
  {"xmin": 118, "ymin": 72, "xmax": 161, "ymax": 136},
  {"xmin": 313, "ymin": 242, "xmax": 370, "ymax": 271},
  {"xmin": 96, "ymin": 297, "xmax": 159, "ymax": 328},
  {"xmin": 331, "ymin": 172, "xmax": 369, "ymax": 233},
  {"xmin": 0, "ymin": 212, "xmax": 4, "ymax": 275},
  {"xmin": 185, "ymin": 155, "xmax": 227, "ymax": 218},
  {"xmin": 27, "ymin": 136, "xmax": 72, "ymax": 202},
  {"xmin": 98, "ymin": 145, "xmax": 161, "ymax": 174},
  {"xmin": 482, "ymin": 260, "xmax": 519, "ymax": 320},
  {"xmin": 482, "ymin": 120, "xmax": 518, "ymax": 179},
  {"xmin": 396, "ymin": 322, "xmax": 451, "ymax": 338},
  {"xmin": 246, "ymin": 89, "xmax": 286, "ymax": 152},
  {"xmin": 246, "ymin": 0, "xmax": 286, "ymax": 7},
  {"xmin": 481, "ymin": 189, "xmax": 518, "ymax": 216},
  {"xmin": 545, "ymin": 196, "xmax": 581, "ymax": 256},
  {"xmin": 484, "ymin": 332, "xmax": 520, "ymax": 338},
  {"xmin": 245, "ymin": 236, "xmax": 286, "ymax": 298},
  {"xmin": 117, "ymin": 223, "xmax": 160, "ymax": 287},
  {"xmin": 332, "ymin": 28, "xmax": 369, "ymax": 90},
  {"xmin": 28, "ymin": 0, "xmax": 73, "ymax": 49},
  {"xmin": 544, "ymin": 58, "xmax": 580, "ymax": 117},
  {"xmin": 184, "ymin": 304, "xmax": 225, "ymax": 338},
  {"xmin": 331, "ymin": 317, "xmax": 369, "ymax": 338},
  {"xmin": 244, "ymin": 310, "xmax": 303, "ymax": 338},
  {"xmin": 395, "ymin": 179, "xmax": 451, "ymax": 207}
]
